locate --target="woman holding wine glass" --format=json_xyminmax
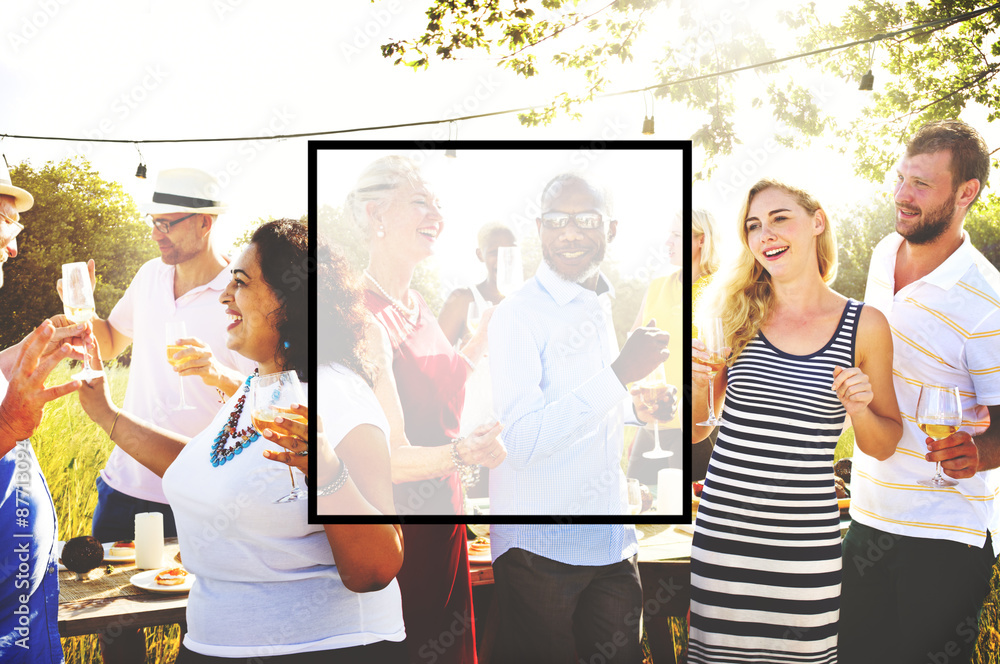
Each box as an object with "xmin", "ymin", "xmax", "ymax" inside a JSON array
[
  {"xmin": 78, "ymin": 219, "xmax": 405, "ymax": 663},
  {"xmin": 688, "ymin": 179, "xmax": 902, "ymax": 662},
  {"xmin": 345, "ymin": 154, "xmax": 505, "ymax": 664}
]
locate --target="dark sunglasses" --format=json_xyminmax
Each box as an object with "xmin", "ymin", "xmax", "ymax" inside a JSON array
[{"xmin": 540, "ymin": 211, "xmax": 604, "ymax": 230}]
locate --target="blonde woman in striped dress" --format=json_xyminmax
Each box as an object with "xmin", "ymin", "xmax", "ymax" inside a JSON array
[{"xmin": 689, "ymin": 179, "xmax": 902, "ymax": 663}]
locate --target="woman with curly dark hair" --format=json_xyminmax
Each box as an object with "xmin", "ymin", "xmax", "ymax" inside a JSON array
[{"xmin": 78, "ymin": 219, "xmax": 405, "ymax": 663}]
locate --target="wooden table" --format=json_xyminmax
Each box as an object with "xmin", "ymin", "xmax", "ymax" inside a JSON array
[
  {"xmin": 58, "ymin": 538, "xmax": 187, "ymax": 639},
  {"xmin": 469, "ymin": 525, "xmax": 693, "ymax": 664}
]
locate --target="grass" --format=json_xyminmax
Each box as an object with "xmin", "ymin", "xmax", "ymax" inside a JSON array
[{"xmin": 33, "ymin": 362, "xmax": 182, "ymax": 664}]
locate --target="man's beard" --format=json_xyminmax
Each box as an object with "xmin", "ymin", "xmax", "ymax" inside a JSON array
[
  {"xmin": 897, "ymin": 189, "xmax": 957, "ymax": 245},
  {"xmin": 543, "ymin": 247, "xmax": 604, "ymax": 284}
]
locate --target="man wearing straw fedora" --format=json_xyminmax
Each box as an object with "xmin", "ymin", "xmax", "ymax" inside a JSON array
[
  {"xmin": 72, "ymin": 168, "xmax": 255, "ymax": 661},
  {"xmin": 0, "ymin": 160, "xmax": 89, "ymax": 662}
]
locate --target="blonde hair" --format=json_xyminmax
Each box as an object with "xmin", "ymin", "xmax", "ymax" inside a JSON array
[
  {"xmin": 698, "ymin": 178, "xmax": 838, "ymax": 362},
  {"xmin": 691, "ymin": 209, "xmax": 720, "ymax": 277},
  {"xmin": 345, "ymin": 155, "xmax": 427, "ymax": 239}
]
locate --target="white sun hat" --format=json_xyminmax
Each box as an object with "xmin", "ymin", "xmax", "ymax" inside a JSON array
[
  {"xmin": 141, "ymin": 168, "xmax": 227, "ymax": 216},
  {"xmin": 0, "ymin": 159, "xmax": 33, "ymax": 212}
]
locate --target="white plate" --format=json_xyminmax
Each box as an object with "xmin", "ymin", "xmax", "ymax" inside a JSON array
[
  {"xmin": 129, "ymin": 568, "xmax": 195, "ymax": 594},
  {"xmin": 103, "ymin": 542, "xmax": 136, "ymax": 562},
  {"xmin": 466, "ymin": 539, "xmax": 492, "ymax": 565}
]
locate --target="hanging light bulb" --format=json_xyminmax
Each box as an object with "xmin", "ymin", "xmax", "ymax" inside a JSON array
[
  {"xmin": 642, "ymin": 116, "xmax": 655, "ymax": 135},
  {"xmin": 642, "ymin": 91, "xmax": 655, "ymax": 135},
  {"xmin": 134, "ymin": 144, "xmax": 147, "ymax": 179},
  {"xmin": 858, "ymin": 69, "xmax": 874, "ymax": 91},
  {"xmin": 445, "ymin": 121, "xmax": 457, "ymax": 158}
]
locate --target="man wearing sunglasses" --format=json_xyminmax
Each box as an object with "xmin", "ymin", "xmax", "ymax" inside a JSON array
[
  {"xmin": 487, "ymin": 173, "xmax": 674, "ymax": 664},
  {"xmin": 71, "ymin": 168, "xmax": 255, "ymax": 662}
]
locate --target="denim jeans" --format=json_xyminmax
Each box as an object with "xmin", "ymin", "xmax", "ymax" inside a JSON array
[{"xmin": 91, "ymin": 475, "xmax": 178, "ymax": 542}]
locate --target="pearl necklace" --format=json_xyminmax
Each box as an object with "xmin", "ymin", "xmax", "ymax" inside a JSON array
[
  {"xmin": 364, "ymin": 270, "xmax": 419, "ymax": 321},
  {"xmin": 210, "ymin": 371, "xmax": 260, "ymax": 467}
]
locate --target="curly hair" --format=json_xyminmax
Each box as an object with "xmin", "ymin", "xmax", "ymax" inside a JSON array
[
  {"xmin": 317, "ymin": 238, "xmax": 374, "ymax": 386},
  {"xmin": 249, "ymin": 219, "xmax": 309, "ymax": 381},
  {"xmin": 698, "ymin": 178, "xmax": 838, "ymax": 363}
]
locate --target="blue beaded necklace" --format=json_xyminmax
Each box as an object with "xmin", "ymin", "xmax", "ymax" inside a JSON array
[{"xmin": 210, "ymin": 371, "xmax": 260, "ymax": 468}]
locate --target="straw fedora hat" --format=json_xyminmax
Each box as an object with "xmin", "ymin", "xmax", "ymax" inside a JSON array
[
  {"xmin": 141, "ymin": 168, "xmax": 227, "ymax": 216},
  {"xmin": 0, "ymin": 159, "xmax": 34, "ymax": 212}
]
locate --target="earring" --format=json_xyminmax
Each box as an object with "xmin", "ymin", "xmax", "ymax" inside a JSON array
[{"xmin": 376, "ymin": 224, "xmax": 386, "ymax": 239}]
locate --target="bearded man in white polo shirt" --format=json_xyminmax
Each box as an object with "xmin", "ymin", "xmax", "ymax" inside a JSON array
[{"xmin": 839, "ymin": 120, "xmax": 1000, "ymax": 664}]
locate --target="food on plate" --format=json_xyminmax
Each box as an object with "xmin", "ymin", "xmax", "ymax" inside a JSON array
[
  {"xmin": 834, "ymin": 458, "xmax": 852, "ymax": 484},
  {"xmin": 109, "ymin": 541, "xmax": 135, "ymax": 557},
  {"xmin": 155, "ymin": 567, "xmax": 189, "ymax": 586},
  {"xmin": 61, "ymin": 536, "xmax": 104, "ymax": 574},
  {"xmin": 467, "ymin": 537, "xmax": 490, "ymax": 555},
  {"xmin": 640, "ymin": 483, "xmax": 653, "ymax": 513},
  {"xmin": 693, "ymin": 481, "xmax": 705, "ymax": 498},
  {"xmin": 834, "ymin": 476, "xmax": 849, "ymax": 499}
]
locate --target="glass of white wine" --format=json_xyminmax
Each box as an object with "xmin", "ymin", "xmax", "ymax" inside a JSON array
[
  {"xmin": 61, "ymin": 262, "xmax": 103, "ymax": 382},
  {"xmin": 165, "ymin": 321, "xmax": 196, "ymax": 411},
  {"xmin": 696, "ymin": 317, "xmax": 726, "ymax": 427},
  {"xmin": 251, "ymin": 370, "xmax": 308, "ymax": 503},
  {"xmin": 466, "ymin": 298, "xmax": 484, "ymax": 337},
  {"xmin": 496, "ymin": 247, "xmax": 523, "ymax": 297},
  {"xmin": 638, "ymin": 362, "xmax": 673, "ymax": 459},
  {"xmin": 916, "ymin": 383, "xmax": 961, "ymax": 488}
]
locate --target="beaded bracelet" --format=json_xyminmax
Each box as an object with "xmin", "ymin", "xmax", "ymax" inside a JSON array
[
  {"xmin": 317, "ymin": 463, "xmax": 350, "ymax": 497},
  {"xmin": 450, "ymin": 438, "xmax": 480, "ymax": 487}
]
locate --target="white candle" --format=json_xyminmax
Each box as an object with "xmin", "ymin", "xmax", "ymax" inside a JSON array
[
  {"xmin": 134, "ymin": 512, "xmax": 164, "ymax": 569},
  {"xmin": 657, "ymin": 468, "xmax": 683, "ymax": 515}
]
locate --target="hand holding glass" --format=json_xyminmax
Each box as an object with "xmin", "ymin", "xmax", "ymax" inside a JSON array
[
  {"xmin": 61, "ymin": 262, "xmax": 103, "ymax": 381},
  {"xmin": 251, "ymin": 371, "xmax": 308, "ymax": 503},
  {"xmin": 637, "ymin": 363, "xmax": 673, "ymax": 459},
  {"xmin": 916, "ymin": 383, "xmax": 961, "ymax": 488},
  {"xmin": 696, "ymin": 317, "xmax": 726, "ymax": 427}
]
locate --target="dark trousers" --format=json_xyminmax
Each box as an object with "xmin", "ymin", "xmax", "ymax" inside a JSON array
[
  {"xmin": 839, "ymin": 521, "xmax": 996, "ymax": 664},
  {"xmin": 176, "ymin": 640, "xmax": 407, "ymax": 663},
  {"xmin": 493, "ymin": 548, "xmax": 642, "ymax": 664},
  {"xmin": 92, "ymin": 475, "xmax": 178, "ymax": 542}
]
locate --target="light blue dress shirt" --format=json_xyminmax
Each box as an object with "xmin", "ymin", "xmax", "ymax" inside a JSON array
[{"xmin": 489, "ymin": 261, "xmax": 638, "ymax": 566}]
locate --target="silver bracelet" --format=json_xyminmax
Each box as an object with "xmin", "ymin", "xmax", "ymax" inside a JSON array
[
  {"xmin": 317, "ymin": 463, "xmax": 350, "ymax": 496},
  {"xmin": 456, "ymin": 348, "xmax": 476, "ymax": 370}
]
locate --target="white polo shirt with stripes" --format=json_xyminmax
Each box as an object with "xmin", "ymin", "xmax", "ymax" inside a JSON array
[{"xmin": 853, "ymin": 231, "xmax": 1000, "ymax": 556}]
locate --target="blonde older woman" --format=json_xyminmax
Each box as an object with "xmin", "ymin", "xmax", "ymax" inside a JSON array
[
  {"xmin": 345, "ymin": 155, "xmax": 504, "ymax": 663},
  {"xmin": 688, "ymin": 180, "xmax": 901, "ymax": 662}
]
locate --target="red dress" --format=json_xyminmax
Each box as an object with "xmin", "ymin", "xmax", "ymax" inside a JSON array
[{"xmin": 365, "ymin": 288, "xmax": 477, "ymax": 663}]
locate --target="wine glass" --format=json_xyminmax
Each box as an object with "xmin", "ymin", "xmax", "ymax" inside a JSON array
[
  {"xmin": 627, "ymin": 478, "xmax": 642, "ymax": 516},
  {"xmin": 61, "ymin": 262, "xmax": 103, "ymax": 381},
  {"xmin": 916, "ymin": 383, "xmax": 961, "ymax": 488},
  {"xmin": 251, "ymin": 370, "xmax": 308, "ymax": 503},
  {"xmin": 696, "ymin": 317, "xmax": 726, "ymax": 427},
  {"xmin": 637, "ymin": 363, "xmax": 674, "ymax": 459},
  {"xmin": 467, "ymin": 298, "xmax": 484, "ymax": 336},
  {"xmin": 165, "ymin": 321, "xmax": 196, "ymax": 411},
  {"xmin": 496, "ymin": 247, "xmax": 523, "ymax": 296}
]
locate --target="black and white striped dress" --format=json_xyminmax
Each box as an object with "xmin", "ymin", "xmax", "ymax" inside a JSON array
[{"xmin": 689, "ymin": 300, "xmax": 860, "ymax": 664}]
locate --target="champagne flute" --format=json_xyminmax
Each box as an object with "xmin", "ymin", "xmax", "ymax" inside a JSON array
[
  {"xmin": 165, "ymin": 322, "xmax": 196, "ymax": 411},
  {"xmin": 696, "ymin": 317, "xmax": 726, "ymax": 427},
  {"xmin": 251, "ymin": 371, "xmax": 308, "ymax": 503},
  {"xmin": 61, "ymin": 262, "xmax": 103, "ymax": 381},
  {"xmin": 496, "ymin": 247, "xmax": 523, "ymax": 297},
  {"xmin": 916, "ymin": 383, "xmax": 961, "ymax": 488},
  {"xmin": 638, "ymin": 363, "xmax": 674, "ymax": 459}
]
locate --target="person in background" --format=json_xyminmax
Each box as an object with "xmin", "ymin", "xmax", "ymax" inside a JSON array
[
  {"xmin": 839, "ymin": 119, "xmax": 1000, "ymax": 664},
  {"xmin": 438, "ymin": 222, "xmax": 517, "ymax": 501},
  {"xmin": 688, "ymin": 209, "xmax": 721, "ymax": 480},
  {"xmin": 346, "ymin": 155, "xmax": 504, "ymax": 663},
  {"xmin": 0, "ymin": 162, "xmax": 87, "ymax": 663},
  {"xmin": 79, "ymin": 219, "xmax": 405, "ymax": 663},
  {"xmin": 689, "ymin": 179, "xmax": 901, "ymax": 662},
  {"xmin": 489, "ymin": 173, "xmax": 673, "ymax": 664}
]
